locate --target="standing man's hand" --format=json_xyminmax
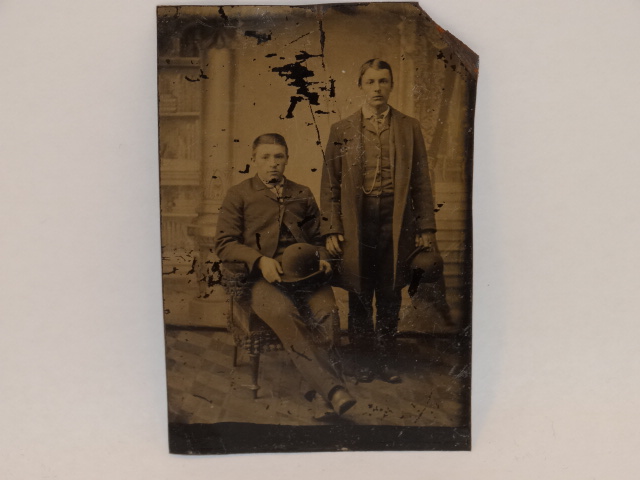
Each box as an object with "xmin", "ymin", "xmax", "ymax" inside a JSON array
[
  {"xmin": 415, "ymin": 231, "xmax": 437, "ymax": 251},
  {"xmin": 258, "ymin": 256, "xmax": 283, "ymax": 283},
  {"xmin": 325, "ymin": 234, "xmax": 344, "ymax": 256}
]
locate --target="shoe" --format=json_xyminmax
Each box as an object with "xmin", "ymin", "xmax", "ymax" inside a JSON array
[
  {"xmin": 377, "ymin": 365, "xmax": 402, "ymax": 384},
  {"xmin": 353, "ymin": 365, "xmax": 375, "ymax": 383},
  {"xmin": 330, "ymin": 388, "xmax": 357, "ymax": 416}
]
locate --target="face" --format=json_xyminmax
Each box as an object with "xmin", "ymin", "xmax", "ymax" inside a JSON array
[
  {"xmin": 360, "ymin": 67, "xmax": 393, "ymax": 111},
  {"xmin": 253, "ymin": 143, "xmax": 288, "ymax": 184}
]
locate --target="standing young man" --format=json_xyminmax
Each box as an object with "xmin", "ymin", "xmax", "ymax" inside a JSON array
[{"xmin": 321, "ymin": 59, "xmax": 442, "ymax": 382}]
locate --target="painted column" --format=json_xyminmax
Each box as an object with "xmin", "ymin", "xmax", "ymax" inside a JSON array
[{"xmin": 188, "ymin": 40, "xmax": 234, "ymax": 327}]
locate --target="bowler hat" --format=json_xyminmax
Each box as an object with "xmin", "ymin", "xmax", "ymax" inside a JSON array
[
  {"xmin": 279, "ymin": 243, "xmax": 328, "ymax": 284},
  {"xmin": 406, "ymin": 246, "xmax": 444, "ymax": 283}
]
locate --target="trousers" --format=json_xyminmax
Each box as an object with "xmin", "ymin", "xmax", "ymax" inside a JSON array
[
  {"xmin": 348, "ymin": 194, "xmax": 402, "ymax": 347},
  {"xmin": 249, "ymin": 279, "xmax": 344, "ymax": 401}
]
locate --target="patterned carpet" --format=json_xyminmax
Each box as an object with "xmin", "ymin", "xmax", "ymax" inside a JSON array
[{"xmin": 165, "ymin": 328, "xmax": 469, "ymax": 427}]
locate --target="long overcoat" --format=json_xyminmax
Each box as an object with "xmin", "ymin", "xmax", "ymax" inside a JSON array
[{"xmin": 320, "ymin": 107, "xmax": 437, "ymax": 293}]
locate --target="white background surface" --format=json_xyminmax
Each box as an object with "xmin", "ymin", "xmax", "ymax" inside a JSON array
[{"xmin": 2, "ymin": 0, "xmax": 639, "ymax": 478}]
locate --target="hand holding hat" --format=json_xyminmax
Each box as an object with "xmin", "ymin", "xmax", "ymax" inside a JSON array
[{"xmin": 279, "ymin": 243, "xmax": 332, "ymax": 285}]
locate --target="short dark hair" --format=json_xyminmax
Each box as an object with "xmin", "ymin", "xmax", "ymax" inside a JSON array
[
  {"xmin": 252, "ymin": 133, "xmax": 288, "ymax": 157},
  {"xmin": 357, "ymin": 58, "xmax": 394, "ymax": 87}
]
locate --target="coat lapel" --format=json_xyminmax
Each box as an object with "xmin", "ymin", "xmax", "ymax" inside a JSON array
[{"xmin": 390, "ymin": 107, "xmax": 414, "ymax": 279}]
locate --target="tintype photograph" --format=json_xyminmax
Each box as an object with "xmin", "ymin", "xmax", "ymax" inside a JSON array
[{"xmin": 158, "ymin": 2, "xmax": 477, "ymax": 454}]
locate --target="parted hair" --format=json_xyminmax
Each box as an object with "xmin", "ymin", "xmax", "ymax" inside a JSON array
[
  {"xmin": 252, "ymin": 133, "xmax": 289, "ymax": 157},
  {"xmin": 357, "ymin": 58, "xmax": 394, "ymax": 87}
]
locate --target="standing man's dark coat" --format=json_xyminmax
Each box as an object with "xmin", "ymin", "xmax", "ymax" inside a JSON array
[{"xmin": 320, "ymin": 107, "xmax": 437, "ymax": 293}]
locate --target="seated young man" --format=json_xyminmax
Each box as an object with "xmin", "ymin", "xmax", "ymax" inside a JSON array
[{"xmin": 214, "ymin": 133, "xmax": 356, "ymax": 416}]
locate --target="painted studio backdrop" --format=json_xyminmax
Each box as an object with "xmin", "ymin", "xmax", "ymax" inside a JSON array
[{"xmin": 157, "ymin": 3, "xmax": 477, "ymax": 454}]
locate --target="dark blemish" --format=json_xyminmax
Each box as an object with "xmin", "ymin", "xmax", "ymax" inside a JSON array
[
  {"xmin": 265, "ymin": 53, "xmax": 277, "ymax": 58},
  {"xmin": 205, "ymin": 261, "xmax": 223, "ymax": 287},
  {"xmin": 163, "ymin": 267, "xmax": 178, "ymax": 275},
  {"xmin": 437, "ymin": 51, "xmax": 445, "ymax": 60},
  {"xmin": 245, "ymin": 30, "xmax": 272, "ymax": 45},
  {"xmin": 255, "ymin": 233, "xmax": 262, "ymax": 250},
  {"xmin": 184, "ymin": 76, "xmax": 199, "ymax": 82},
  {"xmin": 451, "ymin": 65, "xmax": 457, "ymax": 71},
  {"xmin": 290, "ymin": 345, "xmax": 312, "ymax": 361},
  {"xmin": 333, "ymin": 141, "xmax": 343, "ymax": 146},
  {"xmin": 288, "ymin": 31, "xmax": 311, "ymax": 45},
  {"xmin": 414, "ymin": 406, "xmax": 428, "ymax": 423},
  {"xmin": 271, "ymin": 50, "xmax": 322, "ymax": 117},
  {"xmin": 233, "ymin": 139, "xmax": 240, "ymax": 143},
  {"xmin": 199, "ymin": 69, "xmax": 209, "ymax": 80},
  {"xmin": 212, "ymin": 175, "xmax": 218, "ymax": 179},
  {"xmin": 164, "ymin": 309, "xmax": 171, "ymax": 314},
  {"xmin": 329, "ymin": 78, "xmax": 336, "ymax": 97},
  {"xmin": 297, "ymin": 214, "xmax": 316, "ymax": 228},
  {"xmin": 315, "ymin": 110, "xmax": 329, "ymax": 115},
  {"xmin": 218, "ymin": 6, "xmax": 229, "ymax": 23},
  {"xmin": 321, "ymin": 216, "xmax": 328, "ymax": 222},
  {"xmin": 238, "ymin": 164, "xmax": 250, "ymax": 174},
  {"xmin": 306, "ymin": 122, "xmax": 314, "ymax": 126},
  {"xmin": 284, "ymin": 96, "xmax": 304, "ymax": 118},
  {"xmin": 311, "ymin": 168, "xmax": 317, "ymax": 172},
  {"xmin": 434, "ymin": 202, "xmax": 445, "ymax": 213},
  {"xmin": 165, "ymin": 58, "xmax": 171, "ymax": 65},
  {"xmin": 187, "ymin": 258, "xmax": 197, "ymax": 275},
  {"xmin": 193, "ymin": 394, "xmax": 213, "ymax": 404},
  {"xmin": 408, "ymin": 269, "xmax": 422, "ymax": 297},
  {"xmin": 318, "ymin": 20, "xmax": 326, "ymax": 69}
]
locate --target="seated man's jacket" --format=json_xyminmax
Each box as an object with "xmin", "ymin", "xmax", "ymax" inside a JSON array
[{"xmin": 214, "ymin": 175, "xmax": 327, "ymax": 274}]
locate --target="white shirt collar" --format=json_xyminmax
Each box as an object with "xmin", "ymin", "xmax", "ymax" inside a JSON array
[{"xmin": 362, "ymin": 104, "xmax": 390, "ymax": 121}]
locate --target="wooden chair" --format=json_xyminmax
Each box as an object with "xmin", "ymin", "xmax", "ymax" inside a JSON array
[{"xmin": 220, "ymin": 262, "xmax": 284, "ymax": 399}]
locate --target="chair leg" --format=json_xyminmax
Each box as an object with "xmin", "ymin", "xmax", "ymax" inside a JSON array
[
  {"xmin": 232, "ymin": 345, "xmax": 238, "ymax": 367},
  {"xmin": 249, "ymin": 352, "xmax": 260, "ymax": 399}
]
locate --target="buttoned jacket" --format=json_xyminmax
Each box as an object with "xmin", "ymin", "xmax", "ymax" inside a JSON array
[{"xmin": 215, "ymin": 175, "xmax": 326, "ymax": 272}]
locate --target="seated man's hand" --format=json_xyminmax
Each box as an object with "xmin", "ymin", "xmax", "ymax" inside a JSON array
[
  {"xmin": 258, "ymin": 256, "xmax": 283, "ymax": 283},
  {"xmin": 325, "ymin": 234, "xmax": 344, "ymax": 256},
  {"xmin": 318, "ymin": 259, "xmax": 333, "ymax": 275}
]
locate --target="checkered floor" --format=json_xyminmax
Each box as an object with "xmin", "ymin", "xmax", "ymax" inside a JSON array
[{"xmin": 165, "ymin": 328, "xmax": 469, "ymax": 427}]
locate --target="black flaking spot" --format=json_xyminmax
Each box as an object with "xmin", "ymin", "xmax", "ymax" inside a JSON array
[
  {"xmin": 245, "ymin": 30, "xmax": 271, "ymax": 45},
  {"xmin": 187, "ymin": 258, "xmax": 197, "ymax": 275},
  {"xmin": 271, "ymin": 50, "xmax": 322, "ymax": 117},
  {"xmin": 218, "ymin": 6, "xmax": 229, "ymax": 23},
  {"xmin": 238, "ymin": 164, "xmax": 250, "ymax": 174}
]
